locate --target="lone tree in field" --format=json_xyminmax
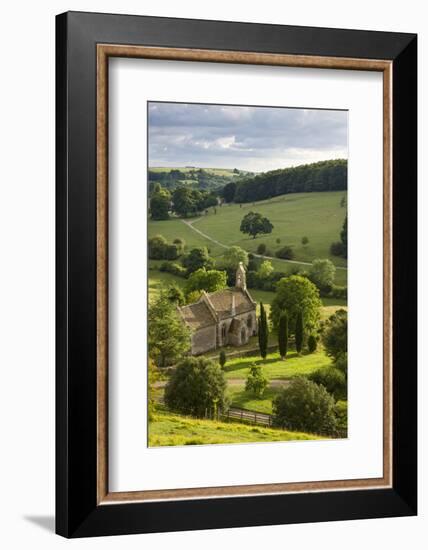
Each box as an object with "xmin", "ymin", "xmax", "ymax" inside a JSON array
[
  {"xmin": 219, "ymin": 350, "xmax": 227, "ymax": 370},
  {"xmin": 148, "ymin": 293, "xmax": 191, "ymax": 368},
  {"xmin": 240, "ymin": 211, "xmax": 274, "ymax": 239},
  {"xmin": 295, "ymin": 310, "xmax": 304, "ymax": 354},
  {"xmin": 258, "ymin": 302, "xmax": 269, "ymax": 360},
  {"xmin": 273, "ymin": 377, "xmax": 337, "ymax": 436},
  {"xmin": 164, "ymin": 357, "xmax": 229, "ymax": 418},
  {"xmin": 245, "ymin": 365, "xmax": 268, "ymax": 398},
  {"xmin": 270, "ymin": 275, "xmax": 321, "ymax": 335},
  {"xmin": 278, "ymin": 311, "xmax": 289, "ymax": 360}
]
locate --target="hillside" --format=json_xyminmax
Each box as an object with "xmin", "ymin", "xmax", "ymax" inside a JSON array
[
  {"xmin": 148, "ymin": 166, "xmax": 254, "ymax": 193},
  {"xmin": 222, "ymin": 159, "xmax": 347, "ymax": 203},
  {"xmin": 149, "ymin": 410, "xmax": 322, "ymax": 447}
]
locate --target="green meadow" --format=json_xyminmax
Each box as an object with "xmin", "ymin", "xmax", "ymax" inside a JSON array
[
  {"xmin": 148, "ymin": 409, "xmax": 322, "ymax": 447},
  {"xmin": 148, "ymin": 191, "xmax": 348, "ymax": 286}
]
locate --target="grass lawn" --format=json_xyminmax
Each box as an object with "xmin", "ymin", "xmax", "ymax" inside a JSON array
[
  {"xmin": 224, "ymin": 349, "xmax": 333, "ymax": 380},
  {"xmin": 227, "ymin": 385, "xmax": 281, "ymax": 415},
  {"xmin": 194, "ymin": 191, "xmax": 348, "ymax": 268},
  {"xmin": 148, "ymin": 409, "xmax": 322, "ymax": 446}
]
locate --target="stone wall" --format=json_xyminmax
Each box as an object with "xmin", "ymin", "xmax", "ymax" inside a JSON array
[{"xmin": 191, "ymin": 325, "xmax": 217, "ymax": 355}]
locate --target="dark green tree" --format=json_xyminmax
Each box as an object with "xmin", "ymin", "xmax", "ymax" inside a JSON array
[
  {"xmin": 258, "ymin": 302, "xmax": 269, "ymax": 359},
  {"xmin": 172, "ymin": 187, "xmax": 197, "ymax": 217},
  {"xmin": 182, "ymin": 247, "xmax": 214, "ymax": 274},
  {"xmin": 273, "ymin": 377, "xmax": 338, "ymax": 436},
  {"xmin": 219, "ymin": 350, "xmax": 227, "ymax": 370},
  {"xmin": 185, "ymin": 268, "xmax": 227, "ymax": 296},
  {"xmin": 322, "ymin": 309, "xmax": 347, "ymax": 360},
  {"xmin": 278, "ymin": 311, "xmax": 289, "ymax": 360},
  {"xmin": 270, "ymin": 275, "xmax": 321, "ymax": 334},
  {"xmin": 148, "ymin": 293, "xmax": 191, "ymax": 368},
  {"xmin": 295, "ymin": 310, "xmax": 303, "ymax": 354},
  {"xmin": 340, "ymin": 215, "xmax": 347, "ymax": 258},
  {"xmin": 148, "ymin": 234, "xmax": 168, "ymax": 259},
  {"xmin": 307, "ymin": 334, "xmax": 317, "ymax": 353},
  {"xmin": 150, "ymin": 190, "xmax": 170, "ymax": 220},
  {"xmin": 164, "ymin": 357, "xmax": 229, "ymax": 418},
  {"xmin": 309, "ymin": 367, "xmax": 347, "ymax": 401},
  {"xmin": 240, "ymin": 211, "xmax": 274, "ymax": 239}
]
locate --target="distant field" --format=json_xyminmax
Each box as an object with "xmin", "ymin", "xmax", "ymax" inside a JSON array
[
  {"xmin": 194, "ymin": 191, "xmax": 347, "ymax": 267},
  {"xmin": 149, "ymin": 166, "xmax": 252, "ymax": 177},
  {"xmin": 149, "ymin": 409, "xmax": 322, "ymax": 446}
]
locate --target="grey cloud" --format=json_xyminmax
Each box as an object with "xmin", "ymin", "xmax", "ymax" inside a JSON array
[{"xmin": 148, "ymin": 102, "xmax": 347, "ymax": 171}]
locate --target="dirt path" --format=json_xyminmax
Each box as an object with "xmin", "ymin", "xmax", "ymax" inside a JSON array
[{"xmin": 181, "ymin": 218, "xmax": 347, "ymax": 270}]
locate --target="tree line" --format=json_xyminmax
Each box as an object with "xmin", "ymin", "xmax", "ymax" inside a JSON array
[{"xmin": 222, "ymin": 159, "xmax": 347, "ymax": 204}]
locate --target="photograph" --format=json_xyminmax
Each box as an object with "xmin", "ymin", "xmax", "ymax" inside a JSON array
[{"xmin": 147, "ymin": 101, "xmax": 349, "ymax": 447}]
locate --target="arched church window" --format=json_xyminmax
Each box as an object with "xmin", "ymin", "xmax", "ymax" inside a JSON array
[
  {"xmin": 241, "ymin": 328, "xmax": 246, "ymax": 342},
  {"xmin": 247, "ymin": 315, "xmax": 252, "ymax": 329},
  {"xmin": 221, "ymin": 324, "xmax": 226, "ymax": 341}
]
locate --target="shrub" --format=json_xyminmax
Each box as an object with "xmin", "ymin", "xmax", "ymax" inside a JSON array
[
  {"xmin": 164, "ymin": 244, "xmax": 180, "ymax": 261},
  {"xmin": 322, "ymin": 309, "xmax": 347, "ymax": 360},
  {"xmin": 308, "ymin": 367, "xmax": 347, "ymax": 401},
  {"xmin": 309, "ymin": 259, "xmax": 336, "ymax": 294},
  {"xmin": 335, "ymin": 400, "xmax": 348, "ymax": 437},
  {"xmin": 245, "ymin": 365, "xmax": 268, "ymax": 397},
  {"xmin": 164, "ymin": 357, "xmax": 229, "ymax": 418},
  {"xmin": 182, "ymin": 247, "xmax": 214, "ymax": 274},
  {"xmin": 330, "ymin": 241, "xmax": 345, "ymax": 257},
  {"xmin": 307, "ymin": 333, "xmax": 317, "ymax": 353},
  {"xmin": 275, "ymin": 246, "xmax": 295, "ymax": 260},
  {"xmin": 219, "ymin": 350, "xmax": 227, "ymax": 370},
  {"xmin": 159, "ymin": 261, "xmax": 187, "ymax": 277},
  {"xmin": 257, "ymin": 243, "xmax": 267, "ymax": 255},
  {"xmin": 148, "ymin": 235, "xmax": 168, "ymax": 259},
  {"xmin": 273, "ymin": 377, "xmax": 338, "ymax": 436},
  {"xmin": 302, "ymin": 236, "xmax": 309, "ymax": 246},
  {"xmin": 334, "ymin": 352, "xmax": 348, "ymax": 376},
  {"xmin": 329, "ymin": 285, "xmax": 347, "ymax": 299},
  {"xmin": 276, "ymin": 237, "xmax": 281, "ymax": 244}
]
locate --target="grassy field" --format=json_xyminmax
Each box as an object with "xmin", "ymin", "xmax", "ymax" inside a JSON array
[
  {"xmin": 227, "ymin": 386, "xmax": 280, "ymax": 415},
  {"xmin": 224, "ymin": 349, "xmax": 332, "ymax": 381},
  {"xmin": 149, "ymin": 409, "xmax": 322, "ymax": 446},
  {"xmin": 148, "ymin": 190, "xmax": 348, "ymax": 285},
  {"xmin": 194, "ymin": 191, "xmax": 347, "ymax": 268}
]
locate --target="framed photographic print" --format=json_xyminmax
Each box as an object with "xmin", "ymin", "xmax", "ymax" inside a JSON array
[{"xmin": 56, "ymin": 11, "xmax": 417, "ymax": 538}]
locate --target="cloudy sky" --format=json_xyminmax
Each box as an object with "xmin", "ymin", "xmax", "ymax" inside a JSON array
[{"xmin": 148, "ymin": 102, "xmax": 348, "ymax": 173}]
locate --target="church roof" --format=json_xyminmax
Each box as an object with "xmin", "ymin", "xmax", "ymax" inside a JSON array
[
  {"xmin": 206, "ymin": 288, "xmax": 254, "ymax": 320},
  {"xmin": 178, "ymin": 300, "xmax": 216, "ymax": 330},
  {"xmin": 178, "ymin": 287, "xmax": 256, "ymax": 333}
]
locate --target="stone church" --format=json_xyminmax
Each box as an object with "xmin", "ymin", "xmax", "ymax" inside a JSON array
[{"xmin": 178, "ymin": 262, "xmax": 257, "ymax": 355}]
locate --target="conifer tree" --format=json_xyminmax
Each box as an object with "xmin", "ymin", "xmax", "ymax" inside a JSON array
[
  {"xmin": 278, "ymin": 311, "xmax": 289, "ymax": 360},
  {"xmin": 295, "ymin": 310, "xmax": 304, "ymax": 354},
  {"xmin": 258, "ymin": 302, "xmax": 268, "ymax": 359}
]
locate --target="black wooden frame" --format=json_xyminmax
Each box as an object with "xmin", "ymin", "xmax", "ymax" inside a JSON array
[{"xmin": 56, "ymin": 11, "xmax": 417, "ymax": 538}]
